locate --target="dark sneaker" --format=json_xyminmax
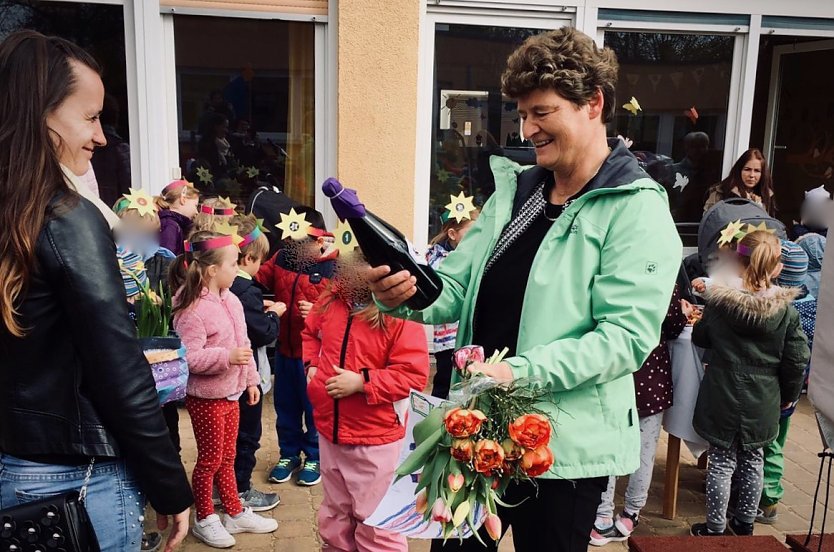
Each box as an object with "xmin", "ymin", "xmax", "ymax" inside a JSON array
[
  {"xmin": 728, "ymin": 517, "xmax": 754, "ymax": 536},
  {"xmin": 141, "ymin": 532, "xmax": 162, "ymax": 552},
  {"xmin": 614, "ymin": 511, "xmax": 639, "ymax": 537},
  {"xmin": 690, "ymin": 522, "xmax": 729, "ymax": 536},
  {"xmin": 239, "ymin": 488, "xmax": 281, "ymax": 512},
  {"xmin": 297, "ymin": 460, "xmax": 321, "ymax": 486},
  {"xmin": 756, "ymin": 504, "xmax": 779, "ymax": 525},
  {"xmin": 589, "ymin": 524, "xmax": 626, "ymax": 546},
  {"xmin": 268, "ymin": 456, "xmax": 302, "ymax": 484}
]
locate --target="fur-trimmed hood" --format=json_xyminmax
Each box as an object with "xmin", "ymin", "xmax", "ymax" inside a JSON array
[{"xmin": 704, "ymin": 284, "xmax": 798, "ymax": 334}]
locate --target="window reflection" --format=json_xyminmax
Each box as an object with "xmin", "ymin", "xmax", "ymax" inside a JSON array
[
  {"xmin": 429, "ymin": 24, "xmax": 545, "ymax": 239},
  {"xmin": 174, "ymin": 16, "xmax": 315, "ymax": 207},
  {"xmin": 0, "ymin": 0, "xmax": 130, "ymax": 206},
  {"xmin": 605, "ymin": 32, "xmax": 734, "ymax": 228}
]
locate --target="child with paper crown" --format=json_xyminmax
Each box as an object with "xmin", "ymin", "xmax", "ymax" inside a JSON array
[
  {"xmin": 755, "ymin": 240, "xmax": 817, "ymax": 525},
  {"xmin": 303, "ymin": 245, "xmax": 429, "ymax": 552},
  {"xmin": 192, "ymin": 196, "xmax": 237, "ymax": 234},
  {"xmin": 425, "ymin": 193, "xmax": 479, "ymax": 399},
  {"xmin": 255, "ymin": 205, "xmax": 335, "ymax": 487},
  {"xmin": 227, "ymin": 214, "xmax": 286, "ymax": 512},
  {"xmin": 170, "ymin": 229, "xmax": 279, "ymax": 547},
  {"xmin": 156, "ymin": 179, "xmax": 200, "ymax": 255},
  {"xmin": 689, "ymin": 230, "xmax": 809, "ymax": 537}
]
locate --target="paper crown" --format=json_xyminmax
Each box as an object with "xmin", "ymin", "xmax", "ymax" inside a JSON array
[
  {"xmin": 184, "ymin": 234, "xmax": 237, "ymax": 252},
  {"xmin": 277, "ymin": 208, "xmax": 313, "ymax": 241},
  {"xmin": 443, "ymin": 192, "xmax": 476, "ymax": 224},
  {"xmin": 120, "ymin": 188, "xmax": 157, "ymax": 218},
  {"xmin": 200, "ymin": 197, "xmax": 236, "ymax": 216},
  {"xmin": 717, "ymin": 220, "xmax": 777, "ymax": 247},
  {"xmin": 214, "ymin": 222, "xmax": 245, "ymax": 247},
  {"xmin": 162, "ymin": 179, "xmax": 192, "ymax": 196}
]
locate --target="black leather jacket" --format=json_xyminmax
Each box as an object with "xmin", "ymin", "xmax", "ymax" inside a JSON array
[{"xmin": 0, "ymin": 195, "xmax": 193, "ymax": 515}]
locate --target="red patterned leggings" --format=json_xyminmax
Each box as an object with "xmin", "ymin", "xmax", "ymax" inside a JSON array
[{"xmin": 186, "ymin": 396, "xmax": 243, "ymax": 520}]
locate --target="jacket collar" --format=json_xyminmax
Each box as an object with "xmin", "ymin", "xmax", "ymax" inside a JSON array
[
  {"xmin": 199, "ymin": 287, "xmax": 231, "ymax": 303},
  {"xmin": 704, "ymin": 284, "xmax": 798, "ymax": 331}
]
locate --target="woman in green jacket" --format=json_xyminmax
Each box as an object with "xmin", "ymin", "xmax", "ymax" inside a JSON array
[
  {"xmin": 368, "ymin": 28, "xmax": 681, "ymax": 552},
  {"xmin": 690, "ymin": 230, "xmax": 809, "ymax": 538}
]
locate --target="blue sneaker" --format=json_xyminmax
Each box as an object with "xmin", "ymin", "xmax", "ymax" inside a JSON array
[
  {"xmin": 268, "ymin": 456, "xmax": 302, "ymax": 484},
  {"xmin": 297, "ymin": 460, "xmax": 321, "ymax": 486}
]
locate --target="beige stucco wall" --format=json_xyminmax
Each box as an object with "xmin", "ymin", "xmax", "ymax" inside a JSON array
[{"xmin": 337, "ymin": 0, "xmax": 422, "ymax": 235}]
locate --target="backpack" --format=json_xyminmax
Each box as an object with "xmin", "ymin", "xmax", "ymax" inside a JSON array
[
  {"xmin": 698, "ymin": 197, "xmax": 786, "ymax": 264},
  {"xmin": 245, "ymin": 184, "xmax": 301, "ymax": 260}
]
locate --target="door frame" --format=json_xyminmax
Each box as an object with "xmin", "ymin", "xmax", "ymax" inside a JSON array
[{"xmin": 763, "ymin": 38, "xmax": 834, "ymax": 173}]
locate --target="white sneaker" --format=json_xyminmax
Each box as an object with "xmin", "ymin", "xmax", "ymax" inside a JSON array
[
  {"xmin": 192, "ymin": 514, "xmax": 236, "ymax": 548},
  {"xmin": 223, "ymin": 507, "xmax": 279, "ymax": 534}
]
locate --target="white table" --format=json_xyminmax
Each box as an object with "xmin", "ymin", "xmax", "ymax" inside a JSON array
[{"xmin": 661, "ymin": 326, "xmax": 709, "ymax": 519}]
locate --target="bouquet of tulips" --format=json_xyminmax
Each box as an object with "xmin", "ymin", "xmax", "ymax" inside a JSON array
[{"xmin": 395, "ymin": 346, "xmax": 554, "ymax": 544}]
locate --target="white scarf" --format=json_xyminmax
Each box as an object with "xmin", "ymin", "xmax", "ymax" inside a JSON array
[{"xmin": 61, "ymin": 164, "xmax": 120, "ymax": 229}]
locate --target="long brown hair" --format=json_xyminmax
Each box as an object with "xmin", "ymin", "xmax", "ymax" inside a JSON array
[
  {"xmin": 0, "ymin": 31, "xmax": 101, "ymax": 336},
  {"xmin": 430, "ymin": 209, "xmax": 480, "ymax": 246},
  {"xmin": 169, "ymin": 230, "xmax": 230, "ymax": 314},
  {"xmin": 737, "ymin": 230, "xmax": 781, "ymax": 292},
  {"xmin": 719, "ymin": 149, "xmax": 775, "ymax": 215}
]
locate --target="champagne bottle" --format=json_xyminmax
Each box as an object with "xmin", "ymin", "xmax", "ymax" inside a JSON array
[{"xmin": 322, "ymin": 178, "xmax": 443, "ymax": 310}]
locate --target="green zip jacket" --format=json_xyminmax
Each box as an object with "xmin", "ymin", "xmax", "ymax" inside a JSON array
[{"xmin": 383, "ymin": 141, "xmax": 683, "ymax": 479}]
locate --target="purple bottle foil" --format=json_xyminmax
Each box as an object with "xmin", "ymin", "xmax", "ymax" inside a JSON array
[{"xmin": 322, "ymin": 177, "xmax": 367, "ymax": 219}]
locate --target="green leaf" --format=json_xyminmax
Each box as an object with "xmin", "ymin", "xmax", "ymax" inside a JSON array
[
  {"xmin": 395, "ymin": 427, "xmax": 443, "ymax": 478},
  {"xmin": 414, "ymin": 406, "xmax": 446, "ymax": 446}
]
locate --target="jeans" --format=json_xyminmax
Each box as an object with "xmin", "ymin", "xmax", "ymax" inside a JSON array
[
  {"xmin": 274, "ymin": 353, "xmax": 319, "ymax": 460},
  {"xmin": 596, "ymin": 412, "xmax": 663, "ymax": 521},
  {"xmin": 235, "ymin": 386, "xmax": 263, "ymax": 492},
  {"xmin": 0, "ymin": 454, "xmax": 145, "ymax": 551}
]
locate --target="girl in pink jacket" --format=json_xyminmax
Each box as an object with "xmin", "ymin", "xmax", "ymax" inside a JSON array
[{"xmin": 171, "ymin": 230, "xmax": 278, "ymax": 547}]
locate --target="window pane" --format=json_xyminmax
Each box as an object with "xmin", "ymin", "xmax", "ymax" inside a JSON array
[
  {"xmin": 604, "ymin": 32, "xmax": 734, "ymax": 237},
  {"xmin": 428, "ymin": 24, "xmax": 546, "ymax": 240},
  {"xmin": 174, "ymin": 16, "xmax": 315, "ymax": 207},
  {"xmin": 0, "ymin": 0, "xmax": 131, "ymax": 207}
]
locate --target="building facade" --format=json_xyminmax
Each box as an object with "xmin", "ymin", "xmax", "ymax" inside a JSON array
[{"xmin": 3, "ymin": 0, "xmax": 833, "ymax": 248}]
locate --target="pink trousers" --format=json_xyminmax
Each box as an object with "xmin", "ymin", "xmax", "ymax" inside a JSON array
[{"xmin": 318, "ymin": 437, "xmax": 407, "ymax": 552}]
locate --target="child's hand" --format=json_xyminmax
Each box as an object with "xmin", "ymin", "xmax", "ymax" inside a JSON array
[
  {"xmin": 229, "ymin": 347, "xmax": 253, "ymax": 365},
  {"xmin": 306, "ymin": 366, "xmax": 317, "ymax": 384},
  {"xmin": 263, "ymin": 299, "xmax": 275, "ymax": 309},
  {"xmin": 246, "ymin": 385, "xmax": 261, "ymax": 406},
  {"xmin": 298, "ymin": 300, "xmax": 313, "ymax": 319},
  {"xmin": 692, "ymin": 278, "xmax": 706, "ymax": 293},
  {"xmin": 268, "ymin": 301, "xmax": 287, "ymax": 317},
  {"xmin": 325, "ymin": 366, "xmax": 364, "ymax": 399},
  {"xmin": 681, "ymin": 299, "xmax": 695, "ymax": 318}
]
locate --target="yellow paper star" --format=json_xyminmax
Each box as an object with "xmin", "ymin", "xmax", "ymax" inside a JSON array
[
  {"xmin": 217, "ymin": 196, "xmax": 237, "ymax": 211},
  {"xmin": 444, "ymin": 192, "xmax": 476, "ymax": 223},
  {"xmin": 123, "ymin": 188, "xmax": 157, "ymax": 218},
  {"xmin": 717, "ymin": 220, "xmax": 746, "ymax": 247},
  {"xmin": 745, "ymin": 222, "xmax": 776, "ymax": 235},
  {"xmin": 276, "ymin": 208, "xmax": 312, "ymax": 241},
  {"xmin": 334, "ymin": 220, "xmax": 358, "ymax": 256},
  {"xmin": 245, "ymin": 166, "xmax": 260, "ymax": 178},
  {"xmin": 214, "ymin": 222, "xmax": 245, "ymax": 247},
  {"xmin": 623, "ymin": 96, "xmax": 642, "ymax": 116},
  {"xmin": 196, "ymin": 166, "xmax": 213, "ymax": 184}
]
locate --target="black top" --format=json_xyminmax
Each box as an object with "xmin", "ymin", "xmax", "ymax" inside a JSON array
[{"xmin": 473, "ymin": 181, "xmax": 564, "ymax": 357}]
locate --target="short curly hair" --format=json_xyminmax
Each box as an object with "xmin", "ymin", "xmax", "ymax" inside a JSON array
[{"xmin": 501, "ymin": 28, "xmax": 619, "ymax": 123}]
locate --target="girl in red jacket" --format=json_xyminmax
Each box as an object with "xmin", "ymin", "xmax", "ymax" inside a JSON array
[
  {"xmin": 170, "ymin": 230, "xmax": 278, "ymax": 547},
  {"xmin": 303, "ymin": 253, "xmax": 429, "ymax": 552}
]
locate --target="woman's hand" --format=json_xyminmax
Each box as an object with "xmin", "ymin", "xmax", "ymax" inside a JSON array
[
  {"xmin": 364, "ymin": 265, "xmax": 417, "ymax": 309},
  {"xmin": 326, "ymin": 367, "xmax": 365, "ymax": 399},
  {"xmin": 467, "ymin": 362, "xmax": 514, "ymax": 384},
  {"xmin": 306, "ymin": 366, "xmax": 318, "ymax": 384},
  {"xmin": 229, "ymin": 347, "xmax": 253, "ymax": 365},
  {"xmin": 298, "ymin": 300, "xmax": 313, "ymax": 319},
  {"xmin": 681, "ymin": 299, "xmax": 695, "ymax": 318},
  {"xmin": 157, "ymin": 508, "xmax": 190, "ymax": 552},
  {"xmin": 246, "ymin": 385, "xmax": 261, "ymax": 406}
]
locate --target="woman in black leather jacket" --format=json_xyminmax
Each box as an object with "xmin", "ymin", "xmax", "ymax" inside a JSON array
[{"xmin": 0, "ymin": 31, "xmax": 193, "ymax": 551}]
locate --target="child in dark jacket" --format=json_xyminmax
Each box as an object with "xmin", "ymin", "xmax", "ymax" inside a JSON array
[
  {"xmin": 255, "ymin": 206, "xmax": 335, "ymax": 486},
  {"xmin": 690, "ymin": 231, "xmax": 810, "ymax": 537},
  {"xmin": 155, "ymin": 179, "xmax": 200, "ymax": 255},
  {"xmin": 229, "ymin": 214, "xmax": 286, "ymax": 512},
  {"xmin": 592, "ymin": 285, "xmax": 687, "ymax": 545}
]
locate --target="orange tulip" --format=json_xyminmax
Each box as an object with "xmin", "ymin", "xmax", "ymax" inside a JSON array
[
  {"xmin": 520, "ymin": 445, "xmax": 554, "ymax": 477},
  {"xmin": 473, "ymin": 439, "xmax": 505, "ymax": 475},
  {"xmin": 444, "ymin": 408, "xmax": 487, "ymax": 439},
  {"xmin": 415, "ymin": 489, "xmax": 428, "ymax": 514},
  {"xmin": 485, "ymin": 513, "xmax": 502, "ymax": 541},
  {"xmin": 508, "ymin": 413, "xmax": 551, "ymax": 450},
  {"xmin": 447, "ymin": 473, "xmax": 464, "ymax": 493},
  {"xmin": 451, "ymin": 439, "xmax": 474, "ymax": 462}
]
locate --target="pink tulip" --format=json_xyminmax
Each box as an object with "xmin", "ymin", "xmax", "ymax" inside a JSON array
[
  {"xmin": 415, "ymin": 489, "xmax": 428, "ymax": 514},
  {"xmin": 453, "ymin": 345, "xmax": 486, "ymax": 372},
  {"xmin": 431, "ymin": 498, "xmax": 452, "ymax": 523},
  {"xmin": 447, "ymin": 473, "xmax": 464, "ymax": 493},
  {"xmin": 485, "ymin": 513, "xmax": 502, "ymax": 541}
]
